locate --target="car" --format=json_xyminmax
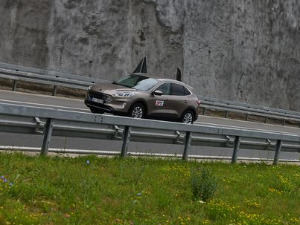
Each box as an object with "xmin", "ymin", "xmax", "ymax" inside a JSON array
[{"xmin": 84, "ymin": 73, "xmax": 200, "ymax": 124}]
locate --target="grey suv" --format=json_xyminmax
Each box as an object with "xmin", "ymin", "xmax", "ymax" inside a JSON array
[{"xmin": 84, "ymin": 74, "xmax": 200, "ymax": 123}]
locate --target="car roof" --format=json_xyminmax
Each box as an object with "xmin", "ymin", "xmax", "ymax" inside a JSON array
[{"xmin": 132, "ymin": 73, "xmax": 195, "ymax": 90}]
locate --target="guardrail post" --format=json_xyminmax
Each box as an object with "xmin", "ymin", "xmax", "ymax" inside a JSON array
[
  {"xmin": 182, "ymin": 131, "xmax": 192, "ymax": 160},
  {"xmin": 231, "ymin": 136, "xmax": 240, "ymax": 163},
  {"xmin": 273, "ymin": 140, "xmax": 282, "ymax": 165},
  {"xmin": 225, "ymin": 111, "xmax": 229, "ymax": 118},
  {"xmin": 52, "ymin": 85, "xmax": 58, "ymax": 96},
  {"xmin": 12, "ymin": 80, "xmax": 17, "ymax": 91},
  {"xmin": 121, "ymin": 126, "xmax": 131, "ymax": 157},
  {"xmin": 41, "ymin": 118, "xmax": 54, "ymax": 156}
]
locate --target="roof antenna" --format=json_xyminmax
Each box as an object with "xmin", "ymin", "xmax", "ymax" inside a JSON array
[
  {"xmin": 133, "ymin": 57, "xmax": 147, "ymax": 74},
  {"xmin": 176, "ymin": 68, "xmax": 182, "ymax": 81}
]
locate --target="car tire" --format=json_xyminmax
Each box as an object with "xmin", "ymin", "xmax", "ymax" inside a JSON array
[
  {"xmin": 129, "ymin": 103, "xmax": 145, "ymax": 118},
  {"xmin": 90, "ymin": 107, "xmax": 104, "ymax": 114},
  {"xmin": 181, "ymin": 110, "xmax": 195, "ymax": 124}
]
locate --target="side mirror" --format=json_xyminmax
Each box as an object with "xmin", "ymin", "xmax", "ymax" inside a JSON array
[{"xmin": 153, "ymin": 90, "xmax": 163, "ymax": 96}]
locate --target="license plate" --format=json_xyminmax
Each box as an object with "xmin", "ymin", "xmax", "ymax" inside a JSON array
[{"xmin": 92, "ymin": 97, "xmax": 104, "ymax": 104}]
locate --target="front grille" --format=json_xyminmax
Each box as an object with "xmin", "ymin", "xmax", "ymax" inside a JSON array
[
  {"xmin": 85, "ymin": 99, "xmax": 114, "ymax": 112},
  {"xmin": 88, "ymin": 91, "xmax": 112, "ymax": 103}
]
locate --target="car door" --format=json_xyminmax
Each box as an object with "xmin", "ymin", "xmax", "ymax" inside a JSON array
[
  {"xmin": 167, "ymin": 83, "xmax": 190, "ymax": 118},
  {"xmin": 147, "ymin": 82, "xmax": 173, "ymax": 117}
]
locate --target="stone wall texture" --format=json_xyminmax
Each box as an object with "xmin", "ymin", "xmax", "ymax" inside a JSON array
[{"xmin": 0, "ymin": 0, "xmax": 300, "ymax": 110}]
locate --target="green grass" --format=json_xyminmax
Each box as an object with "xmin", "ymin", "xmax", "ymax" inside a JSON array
[{"xmin": 0, "ymin": 153, "xmax": 300, "ymax": 225}]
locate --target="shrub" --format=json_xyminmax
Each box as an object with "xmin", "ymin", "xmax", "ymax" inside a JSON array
[{"xmin": 191, "ymin": 167, "xmax": 218, "ymax": 202}]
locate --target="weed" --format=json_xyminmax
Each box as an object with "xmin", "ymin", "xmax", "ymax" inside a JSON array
[{"xmin": 191, "ymin": 167, "xmax": 218, "ymax": 202}]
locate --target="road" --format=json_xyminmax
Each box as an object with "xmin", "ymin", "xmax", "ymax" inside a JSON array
[{"xmin": 1, "ymin": 90, "xmax": 300, "ymax": 162}]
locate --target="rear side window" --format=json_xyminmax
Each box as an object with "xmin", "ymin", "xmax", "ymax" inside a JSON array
[
  {"xmin": 183, "ymin": 86, "xmax": 191, "ymax": 95},
  {"xmin": 171, "ymin": 83, "xmax": 190, "ymax": 96}
]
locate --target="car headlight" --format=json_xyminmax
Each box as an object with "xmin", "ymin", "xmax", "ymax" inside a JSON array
[{"xmin": 113, "ymin": 92, "xmax": 135, "ymax": 97}]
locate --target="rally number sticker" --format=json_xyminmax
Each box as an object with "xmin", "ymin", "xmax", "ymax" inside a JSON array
[{"xmin": 155, "ymin": 100, "xmax": 164, "ymax": 106}]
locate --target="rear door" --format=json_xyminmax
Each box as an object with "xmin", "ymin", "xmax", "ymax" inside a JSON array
[{"xmin": 167, "ymin": 83, "xmax": 190, "ymax": 118}]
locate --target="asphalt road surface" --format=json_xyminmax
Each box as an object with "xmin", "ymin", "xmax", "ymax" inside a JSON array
[{"xmin": 1, "ymin": 90, "xmax": 300, "ymax": 162}]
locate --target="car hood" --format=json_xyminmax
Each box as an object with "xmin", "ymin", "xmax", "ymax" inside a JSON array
[{"xmin": 90, "ymin": 83, "xmax": 135, "ymax": 94}]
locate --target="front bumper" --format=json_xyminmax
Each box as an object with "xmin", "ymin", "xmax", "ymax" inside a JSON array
[{"xmin": 85, "ymin": 92, "xmax": 131, "ymax": 114}]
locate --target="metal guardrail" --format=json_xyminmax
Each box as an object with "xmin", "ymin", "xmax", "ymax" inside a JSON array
[
  {"xmin": 1, "ymin": 62, "xmax": 300, "ymax": 126},
  {"xmin": 199, "ymin": 96, "xmax": 300, "ymax": 125},
  {"xmin": 0, "ymin": 101, "xmax": 299, "ymax": 164},
  {"xmin": 0, "ymin": 62, "xmax": 109, "ymax": 95}
]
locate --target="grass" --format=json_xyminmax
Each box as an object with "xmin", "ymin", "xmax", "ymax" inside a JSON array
[{"xmin": 0, "ymin": 153, "xmax": 300, "ymax": 225}]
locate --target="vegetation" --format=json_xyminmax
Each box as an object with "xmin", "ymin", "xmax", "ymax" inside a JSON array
[
  {"xmin": 190, "ymin": 167, "xmax": 218, "ymax": 202},
  {"xmin": 0, "ymin": 152, "xmax": 300, "ymax": 225}
]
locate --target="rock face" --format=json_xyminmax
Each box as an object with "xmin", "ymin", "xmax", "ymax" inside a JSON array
[
  {"xmin": 0, "ymin": 0, "xmax": 299, "ymax": 110},
  {"xmin": 184, "ymin": 0, "xmax": 300, "ymax": 110}
]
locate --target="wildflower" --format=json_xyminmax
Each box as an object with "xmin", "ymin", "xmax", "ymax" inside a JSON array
[
  {"xmin": 0, "ymin": 175, "xmax": 4, "ymax": 180},
  {"xmin": 86, "ymin": 160, "xmax": 90, "ymax": 165},
  {"xmin": 137, "ymin": 193, "xmax": 142, "ymax": 196}
]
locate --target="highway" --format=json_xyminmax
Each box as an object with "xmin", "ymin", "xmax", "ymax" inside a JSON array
[{"xmin": 1, "ymin": 90, "xmax": 300, "ymax": 162}]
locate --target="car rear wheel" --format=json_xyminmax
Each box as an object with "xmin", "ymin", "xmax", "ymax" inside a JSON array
[
  {"xmin": 181, "ymin": 110, "xmax": 194, "ymax": 124},
  {"xmin": 129, "ymin": 103, "xmax": 145, "ymax": 118}
]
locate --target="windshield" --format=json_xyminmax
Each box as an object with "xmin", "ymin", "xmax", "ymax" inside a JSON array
[{"xmin": 115, "ymin": 74, "xmax": 158, "ymax": 91}]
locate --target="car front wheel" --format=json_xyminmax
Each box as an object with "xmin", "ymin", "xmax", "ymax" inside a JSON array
[
  {"xmin": 181, "ymin": 110, "xmax": 195, "ymax": 124},
  {"xmin": 129, "ymin": 103, "xmax": 145, "ymax": 119}
]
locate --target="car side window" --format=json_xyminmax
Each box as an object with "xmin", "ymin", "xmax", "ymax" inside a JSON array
[
  {"xmin": 183, "ymin": 86, "xmax": 191, "ymax": 95},
  {"xmin": 156, "ymin": 83, "xmax": 171, "ymax": 95},
  {"xmin": 171, "ymin": 83, "xmax": 186, "ymax": 96}
]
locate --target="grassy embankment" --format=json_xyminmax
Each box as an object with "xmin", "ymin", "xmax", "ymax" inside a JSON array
[{"xmin": 0, "ymin": 153, "xmax": 300, "ymax": 225}]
